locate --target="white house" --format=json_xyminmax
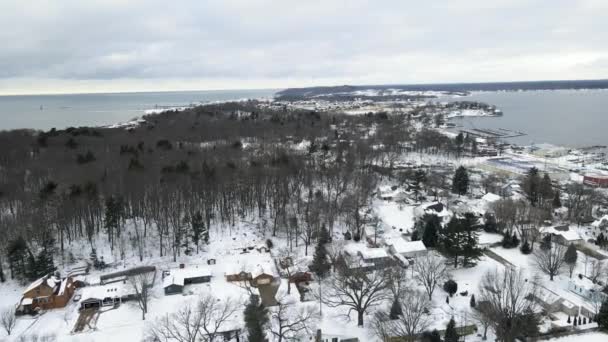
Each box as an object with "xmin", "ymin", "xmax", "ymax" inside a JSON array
[{"xmin": 384, "ymin": 238, "xmax": 427, "ymax": 258}]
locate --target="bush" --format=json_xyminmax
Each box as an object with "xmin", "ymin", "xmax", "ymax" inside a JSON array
[
  {"xmin": 520, "ymin": 241, "xmax": 532, "ymax": 254},
  {"xmin": 265, "ymin": 239, "xmax": 274, "ymax": 250},
  {"xmin": 444, "ymin": 280, "xmax": 458, "ymax": 297}
]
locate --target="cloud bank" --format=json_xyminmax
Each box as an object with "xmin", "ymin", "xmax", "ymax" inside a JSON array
[{"xmin": 1, "ymin": 0, "xmax": 607, "ymax": 94}]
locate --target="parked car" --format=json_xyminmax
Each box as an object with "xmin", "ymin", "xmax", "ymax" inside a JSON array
[{"xmin": 73, "ymin": 294, "xmax": 81, "ymax": 302}]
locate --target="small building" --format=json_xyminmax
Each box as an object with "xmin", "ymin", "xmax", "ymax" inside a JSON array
[
  {"xmin": 384, "ymin": 238, "xmax": 427, "ymax": 259},
  {"xmin": 540, "ymin": 226, "xmax": 584, "ymax": 246},
  {"xmin": 163, "ymin": 267, "xmax": 212, "ymax": 295},
  {"xmin": 100, "ymin": 266, "xmax": 156, "ymax": 285},
  {"xmin": 79, "ymin": 282, "xmax": 138, "ymax": 310},
  {"xmin": 313, "ymin": 329, "xmax": 359, "ymax": 342},
  {"xmin": 342, "ymin": 243, "xmax": 395, "ymax": 271},
  {"xmin": 584, "ymin": 173, "xmax": 608, "ymax": 188},
  {"xmin": 18, "ymin": 275, "xmax": 75, "ymax": 314},
  {"xmin": 251, "ymin": 263, "xmax": 276, "ymax": 287}
]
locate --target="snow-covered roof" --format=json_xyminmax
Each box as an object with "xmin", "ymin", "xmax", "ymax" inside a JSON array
[
  {"xmin": 58, "ymin": 278, "xmax": 70, "ymax": 296},
  {"xmin": 21, "ymin": 297, "xmax": 33, "ymax": 305},
  {"xmin": 23, "ymin": 275, "xmax": 60, "ymax": 295},
  {"xmin": 592, "ymin": 215, "xmax": 608, "ymax": 228},
  {"xmin": 540, "ymin": 226, "xmax": 583, "ymax": 241},
  {"xmin": 385, "ymin": 238, "xmax": 426, "ymax": 255},
  {"xmin": 481, "ymin": 192, "xmax": 501, "ymax": 203},
  {"xmin": 80, "ymin": 282, "xmax": 133, "ymax": 301},
  {"xmin": 163, "ymin": 267, "xmax": 212, "ymax": 288},
  {"xmin": 344, "ymin": 243, "xmax": 389, "ymax": 260}
]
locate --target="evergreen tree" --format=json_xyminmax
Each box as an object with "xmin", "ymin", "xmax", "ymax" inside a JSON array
[
  {"xmin": 412, "ymin": 170, "xmax": 427, "ymax": 201},
  {"xmin": 552, "ymin": 190, "xmax": 562, "ymax": 208},
  {"xmin": 455, "ymin": 133, "xmax": 465, "ymax": 157},
  {"xmin": 319, "ymin": 225, "xmax": 332, "ymax": 245},
  {"xmin": 190, "ymin": 211, "xmax": 207, "ymax": 253},
  {"xmin": 599, "ymin": 299, "xmax": 608, "ymax": 331},
  {"xmin": 310, "ymin": 236, "xmax": 330, "ymax": 277},
  {"xmin": 444, "ymin": 280, "xmax": 458, "ymax": 297},
  {"xmin": 244, "ymin": 295, "xmax": 269, "ymax": 342},
  {"xmin": 540, "ymin": 173, "xmax": 554, "ymax": 205},
  {"xmin": 389, "ymin": 296, "xmax": 403, "ymax": 320},
  {"xmin": 520, "ymin": 240, "xmax": 532, "ymax": 254},
  {"xmin": 7, "ymin": 237, "xmax": 29, "ymax": 280},
  {"xmin": 422, "ymin": 215, "xmax": 440, "ymax": 248},
  {"xmin": 523, "ymin": 167, "xmax": 541, "ymax": 206},
  {"xmin": 104, "ymin": 195, "xmax": 123, "ymax": 251},
  {"xmin": 461, "ymin": 213, "xmax": 483, "ymax": 266},
  {"xmin": 421, "ymin": 330, "xmax": 442, "ymax": 342},
  {"xmin": 540, "ymin": 235, "xmax": 552, "ymax": 250},
  {"xmin": 567, "ymin": 315, "xmax": 571, "ymax": 323},
  {"xmin": 441, "ymin": 217, "xmax": 464, "ymax": 267},
  {"xmin": 451, "ymin": 166, "xmax": 469, "ymax": 196},
  {"xmin": 444, "ymin": 317, "xmax": 459, "ymax": 342},
  {"xmin": 470, "ymin": 294, "xmax": 476, "ymax": 308},
  {"xmin": 564, "ymin": 243, "xmax": 578, "ymax": 278},
  {"xmin": 483, "ymin": 212, "xmax": 498, "ymax": 233}
]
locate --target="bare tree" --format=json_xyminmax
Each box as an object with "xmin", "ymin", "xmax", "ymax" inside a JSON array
[
  {"xmin": 589, "ymin": 259, "xmax": 606, "ymax": 283},
  {"xmin": 129, "ymin": 272, "xmax": 154, "ymax": 320},
  {"xmin": 413, "ymin": 252, "xmax": 449, "ymax": 300},
  {"xmin": 534, "ymin": 242, "xmax": 566, "ymax": 281},
  {"xmin": 322, "ymin": 266, "xmax": 391, "ymax": 327},
  {"xmin": 0, "ymin": 307, "xmax": 16, "ymax": 336},
  {"xmin": 147, "ymin": 294, "xmax": 239, "ymax": 342},
  {"xmin": 471, "ymin": 301, "xmax": 493, "ymax": 341},
  {"xmin": 389, "ymin": 290, "xmax": 432, "ymax": 340},
  {"xmin": 326, "ymin": 241, "xmax": 344, "ymax": 272},
  {"xmin": 478, "ymin": 268, "xmax": 539, "ymax": 342},
  {"xmin": 270, "ymin": 296, "xmax": 318, "ymax": 342}
]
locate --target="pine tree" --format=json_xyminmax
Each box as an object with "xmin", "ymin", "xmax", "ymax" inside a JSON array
[
  {"xmin": 389, "ymin": 296, "xmax": 403, "ymax": 320},
  {"xmin": 461, "ymin": 213, "xmax": 483, "ymax": 266},
  {"xmin": 444, "ymin": 317, "xmax": 459, "ymax": 342},
  {"xmin": 441, "ymin": 217, "xmax": 464, "ymax": 267},
  {"xmin": 552, "ymin": 190, "xmax": 562, "ymax": 208},
  {"xmin": 422, "ymin": 215, "xmax": 440, "ymax": 248},
  {"xmin": 444, "ymin": 280, "xmax": 458, "ymax": 297},
  {"xmin": 7, "ymin": 236, "xmax": 29, "ymax": 280},
  {"xmin": 310, "ymin": 236, "xmax": 330, "ymax": 277},
  {"xmin": 104, "ymin": 196, "xmax": 123, "ymax": 251},
  {"xmin": 244, "ymin": 295, "xmax": 269, "ymax": 342},
  {"xmin": 567, "ymin": 315, "xmax": 571, "ymax": 323},
  {"xmin": 319, "ymin": 225, "xmax": 332, "ymax": 245},
  {"xmin": 540, "ymin": 173, "xmax": 554, "ymax": 205},
  {"xmin": 190, "ymin": 211, "xmax": 207, "ymax": 253},
  {"xmin": 578, "ymin": 316, "xmax": 582, "ymax": 325},
  {"xmin": 523, "ymin": 167, "xmax": 541, "ymax": 206},
  {"xmin": 564, "ymin": 243, "xmax": 578, "ymax": 278},
  {"xmin": 540, "ymin": 234, "xmax": 552, "ymax": 250},
  {"xmin": 451, "ymin": 166, "xmax": 469, "ymax": 196},
  {"xmin": 520, "ymin": 240, "xmax": 532, "ymax": 254},
  {"xmin": 470, "ymin": 294, "xmax": 476, "ymax": 308},
  {"xmin": 598, "ymin": 300, "xmax": 608, "ymax": 331}
]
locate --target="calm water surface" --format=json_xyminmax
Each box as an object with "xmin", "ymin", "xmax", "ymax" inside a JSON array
[
  {"xmin": 0, "ymin": 89, "xmax": 277, "ymax": 131},
  {"xmin": 448, "ymin": 89, "xmax": 608, "ymax": 147}
]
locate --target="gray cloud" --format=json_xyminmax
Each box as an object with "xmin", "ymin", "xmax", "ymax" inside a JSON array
[{"xmin": 0, "ymin": 0, "xmax": 607, "ymax": 94}]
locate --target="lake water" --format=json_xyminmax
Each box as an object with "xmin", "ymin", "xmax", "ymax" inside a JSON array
[
  {"xmin": 448, "ymin": 89, "xmax": 608, "ymax": 148},
  {"xmin": 0, "ymin": 89, "xmax": 277, "ymax": 131},
  {"xmin": 1, "ymin": 88, "xmax": 607, "ymax": 148}
]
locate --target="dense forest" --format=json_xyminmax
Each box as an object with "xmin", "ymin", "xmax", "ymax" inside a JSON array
[{"xmin": 1, "ymin": 101, "xmax": 463, "ymax": 282}]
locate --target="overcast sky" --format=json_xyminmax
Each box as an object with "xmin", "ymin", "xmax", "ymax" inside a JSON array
[{"xmin": 1, "ymin": 0, "xmax": 607, "ymax": 94}]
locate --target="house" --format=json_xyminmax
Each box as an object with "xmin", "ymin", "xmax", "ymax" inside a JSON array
[
  {"xmin": 251, "ymin": 263, "xmax": 276, "ymax": 287},
  {"xmin": 163, "ymin": 267, "xmax": 212, "ymax": 295},
  {"xmin": 532, "ymin": 286, "xmax": 579, "ymax": 316},
  {"xmin": 79, "ymin": 282, "xmax": 138, "ymax": 309},
  {"xmin": 384, "ymin": 238, "xmax": 427, "ymax": 259},
  {"xmin": 342, "ymin": 243, "xmax": 395, "ymax": 271},
  {"xmin": 18, "ymin": 275, "xmax": 76, "ymax": 314},
  {"xmin": 540, "ymin": 226, "xmax": 584, "ymax": 246}
]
